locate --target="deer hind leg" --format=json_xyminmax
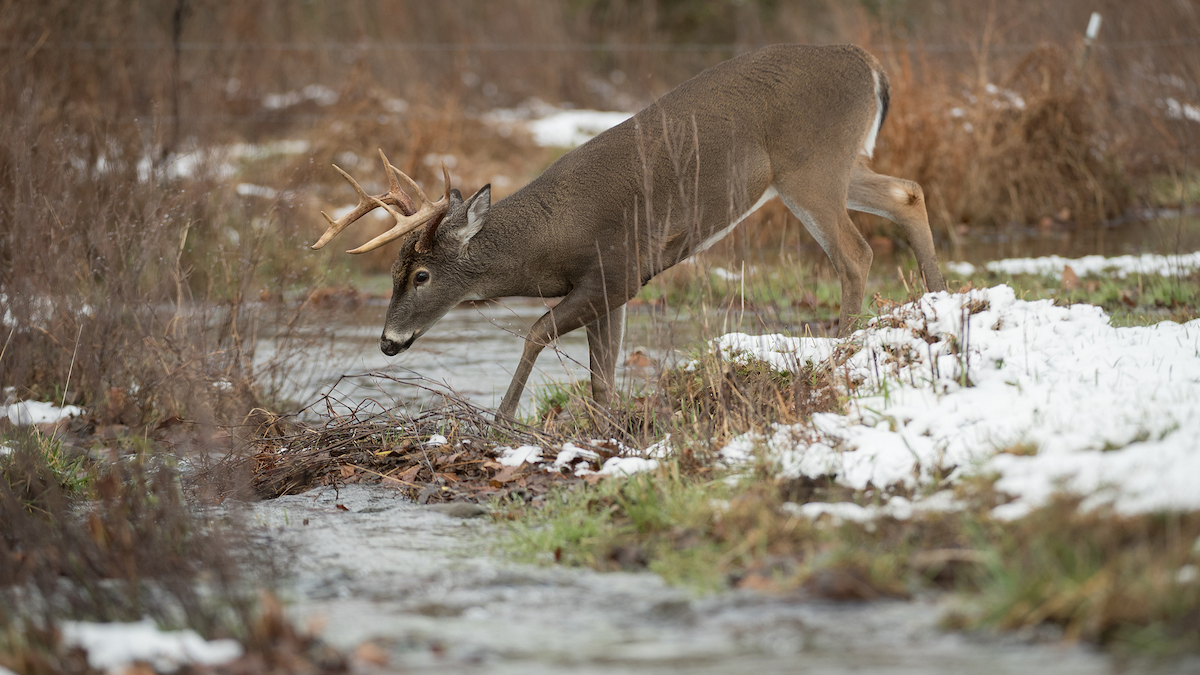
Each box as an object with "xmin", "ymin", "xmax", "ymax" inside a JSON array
[
  {"xmin": 585, "ymin": 304, "xmax": 625, "ymax": 407},
  {"xmin": 777, "ymin": 184, "xmax": 873, "ymax": 338},
  {"xmin": 847, "ymin": 162, "xmax": 946, "ymax": 293}
]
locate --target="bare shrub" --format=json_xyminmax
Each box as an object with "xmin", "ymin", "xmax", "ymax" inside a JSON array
[
  {"xmin": 0, "ymin": 441, "xmax": 261, "ymax": 638},
  {"xmin": 875, "ymin": 43, "xmax": 1129, "ymax": 233},
  {"xmin": 0, "ymin": 110, "xmax": 316, "ymax": 426}
]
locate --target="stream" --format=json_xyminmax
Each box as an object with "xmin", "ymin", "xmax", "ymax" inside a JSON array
[{"xmin": 251, "ymin": 485, "xmax": 1196, "ymax": 674}]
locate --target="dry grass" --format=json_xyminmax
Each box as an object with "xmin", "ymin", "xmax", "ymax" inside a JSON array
[
  {"xmin": 875, "ymin": 43, "xmax": 1129, "ymax": 233},
  {"xmin": 0, "ymin": 438, "xmax": 259, "ymax": 657}
]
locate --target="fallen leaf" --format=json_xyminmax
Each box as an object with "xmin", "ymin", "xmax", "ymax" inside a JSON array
[
  {"xmin": 335, "ymin": 503, "xmax": 349, "ymax": 512},
  {"xmin": 798, "ymin": 291, "xmax": 821, "ymax": 309},
  {"xmin": 1061, "ymin": 265, "xmax": 1080, "ymax": 290},
  {"xmin": 340, "ymin": 464, "xmax": 356, "ymax": 479},
  {"xmin": 491, "ymin": 465, "xmax": 522, "ymax": 485},
  {"xmin": 397, "ymin": 465, "xmax": 421, "ymax": 483},
  {"xmin": 354, "ymin": 641, "xmax": 389, "ymax": 667},
  {"xmin": 624, "ymin": 348, "xmax": 655, "ymax": 368}
]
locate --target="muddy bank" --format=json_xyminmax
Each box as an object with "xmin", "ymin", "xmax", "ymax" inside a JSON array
[{"xmin": 251, "ymin": 485, "xmax": 1194, "ymax": 674}]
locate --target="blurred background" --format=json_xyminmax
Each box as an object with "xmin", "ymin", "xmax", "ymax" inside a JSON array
[{"xmin": 3, "ymin": 0, "xmax": 1200, "ymax": 424}]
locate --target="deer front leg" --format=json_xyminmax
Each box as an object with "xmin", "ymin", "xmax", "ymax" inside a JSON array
[
  {"xmin": 826, "ymin": 211, "xmax": 874, "ymax": 337},
  {"xmin": 495, "ymin": 288, "xmax": 610, "ymax": 421},
  {"xmin": 585, "ymin": 305, "xmax": 626, "ymax": 407}
]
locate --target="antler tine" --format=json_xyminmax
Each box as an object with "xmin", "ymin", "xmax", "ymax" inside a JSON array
[
  {"xmin": 417, "ymin": 163, "xmax": 454, "ymax": 253},
  {"xmin": 344, "ymin": 161, "xmax": 453, "ymax": 255},
  {"xmin": 313, "ymin": 164, "xmax": 377, "ymax": 250},
  {"xmin": 378, "ymin": 149, "xmax": 417, "ymax": 214},
  {"xmin": 311, "ymin": 151, "xmax": 421, "ymax": 251}
]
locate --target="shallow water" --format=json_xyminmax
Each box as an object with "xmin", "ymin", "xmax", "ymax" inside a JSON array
[
  {"xmin": 945, "ymin": 215, "xmax": 1200, "ymax": 265},
  {"xmin": 255, "ymin": 299, "xmax": 595, "ymax": 417},
  {"xmin": 252, "ymin": 485, "xmax": 1196, "ymax": 674},
  {"xmin": 252, "ymin": 297, "xmax": 722, "ymax": 417}
]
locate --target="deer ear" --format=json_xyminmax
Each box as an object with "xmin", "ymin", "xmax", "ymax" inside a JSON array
[{"xmin": 455, "ymin": 184, "xmax": 491, "ymax": 247}]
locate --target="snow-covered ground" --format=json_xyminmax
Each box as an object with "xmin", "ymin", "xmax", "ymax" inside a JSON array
[
  {"xmin": 482, "ymin": 99, "xmax": 632, "ymax": 149},
  {"xmin": 716, "ymin": 285, "xmax": 1200, "ymax": 519},
  {"xmin": 947, "ymin": 251, "xmax": 1200, "ymax": 279}
]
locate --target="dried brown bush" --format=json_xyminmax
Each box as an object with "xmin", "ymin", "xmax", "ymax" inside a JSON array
[{"xmin": 875, "ymin": 43, "xmax": 1129, "ymax": 233}]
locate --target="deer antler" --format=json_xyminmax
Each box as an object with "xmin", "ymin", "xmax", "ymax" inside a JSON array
[
  {"xmin": 313, "ymin": 150, "xmax": 451, "ymax": 254},
  {"xmin": 348, "ymin": 161, "xmax": 451, "ymax": 255}
]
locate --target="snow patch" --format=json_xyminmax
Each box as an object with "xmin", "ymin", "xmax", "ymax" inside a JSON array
[
  {"xmin": 711, "ymin": 333, "xmax": 838, "ymax": 373},
  {"xmin": 527, "ymin": 110, "xmax": 632, "ymax": 148},
  {"xmin": 3, "ymin": 400, "xmax": 84, "ymax": 426},
  {"xmin": 945, "ymin": 261, "xmax": 976, "ymax": 277},
  {"xmin": 780, "ymin": 493, "xmax": 963, "ymax": 524},
  {"xmin": 59, "ymin": 618, "xmax": 242, "ymax": 673},
  {"xmin": 717, "ymin": 285, "xmax": 1200, "ymax": 518},
  {"xmin": 498, "ymin": 445, "xmax": 543, "ymax": 466},
  {"xmin": 597, "ymin": 456, "xmax": 658, "ymax": 476},
  {"xmin": 1164, "ymin": 97, "xmax": 1200, "ymax": 123},
  {"xmin": 235, "ymin": 183, "xmax": 279, "ymax": 199},
  {"xmin": 262, "ymin": 84, "xmax": 338, "ymax": 110},
  {"xmin": 947, "ymin": 251, "xmax": 1200, "ymax": 280}
]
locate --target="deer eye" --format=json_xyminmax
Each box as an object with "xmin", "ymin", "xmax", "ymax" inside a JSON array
[{"xmin": 413, "ymin": 270, "xmax": 430, "ymax": 286}]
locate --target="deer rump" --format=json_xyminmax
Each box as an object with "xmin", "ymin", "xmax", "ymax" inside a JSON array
[{"xmin": 312, "ymin": 44, "xmax": 946, "ymax": 419}]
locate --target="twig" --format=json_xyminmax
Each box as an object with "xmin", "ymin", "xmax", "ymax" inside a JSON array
[
  {"xmin": 61, "ymin": 321, "xmax": 84, "ymax": 410},
  {"xmin": 0, "ymin": 326, "xmax": 14, "ymax": 367}
]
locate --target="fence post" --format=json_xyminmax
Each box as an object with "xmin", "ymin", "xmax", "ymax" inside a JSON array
[{"xmin": 1077, "ymin": 12, "xmax": 1103, "ymax": 73}]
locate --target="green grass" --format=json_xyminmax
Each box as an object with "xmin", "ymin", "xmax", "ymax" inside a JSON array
[
  {"xmin": 501, "ymin": 464, "xmax": 1200, "ymax": 652},
  {"xmin": 950, "ymin": 269, "xmax": 1200, "ymax": 327},
  {"xmin": 503, "ymin": 469, "xmax": 730, "ymax": 591},
  {"xmin": 0, "ymin": 428, "xmax": 92, "ymax": 497}
]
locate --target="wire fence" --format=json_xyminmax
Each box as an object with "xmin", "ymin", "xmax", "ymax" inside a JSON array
[
  {"xmin": 3, "ymin": 37, "xmax": 1200, "ymax": 53},
  {"xmin": 6, "ymin": 35, "xmax": 1196, "ymax": 126}
]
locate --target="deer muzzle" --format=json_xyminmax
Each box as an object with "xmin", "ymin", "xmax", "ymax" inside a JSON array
[{"xmin": 380, "ymin": 332, "xmax": 416, "ymax": 356}]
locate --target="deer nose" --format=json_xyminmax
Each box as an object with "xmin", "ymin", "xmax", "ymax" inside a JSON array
[
  {"xmin": 380, "ymin": 333, "xmax": 416, "ymax": 356},
  {"xmin": 380, "ymin": 338, "xmax": 401, "ymax": 356}
]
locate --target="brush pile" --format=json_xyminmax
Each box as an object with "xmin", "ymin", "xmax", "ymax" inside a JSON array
[{"xmin": 247, "ymin": 394, "xmax": 630, "ymax": 503}]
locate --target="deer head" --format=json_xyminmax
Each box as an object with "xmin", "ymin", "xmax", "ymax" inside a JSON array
[
  {"xmin": 378, "ymin": 184, "xmax": 491, "ymax": 355},
  {"xmin": 313, "ymin": 150, "xmax": 491, "ymax": 355}
]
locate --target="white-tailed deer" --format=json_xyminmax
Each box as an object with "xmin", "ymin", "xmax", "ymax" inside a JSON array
[{"xmin": 313, "ymin": 44, "xmax": 946, "ymax": 419}]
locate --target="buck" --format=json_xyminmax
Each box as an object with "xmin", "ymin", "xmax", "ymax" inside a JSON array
[{"xmin": 313, "ymin": 44, "xmax": 946, "ymax": 419}]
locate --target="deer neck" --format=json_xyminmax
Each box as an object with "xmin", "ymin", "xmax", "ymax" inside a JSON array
[{"xmin": 462, "ymin": 183, "xmax": 574, "ymax": 301}]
